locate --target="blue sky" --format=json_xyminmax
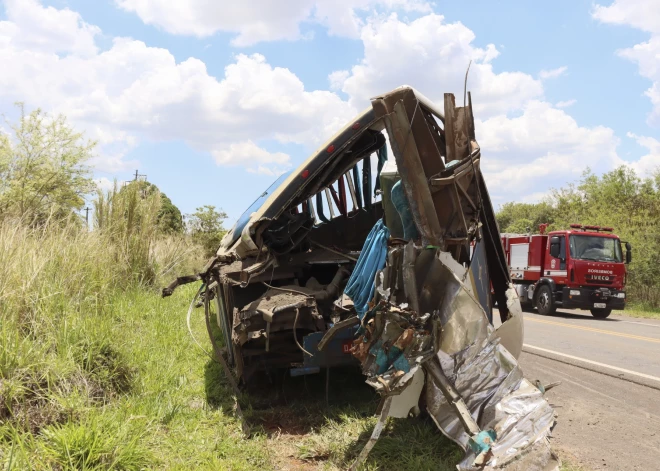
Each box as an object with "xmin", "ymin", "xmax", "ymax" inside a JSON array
[{"xmin": 1, "ymin": 0, "xmax": 658, "ymax": 228}]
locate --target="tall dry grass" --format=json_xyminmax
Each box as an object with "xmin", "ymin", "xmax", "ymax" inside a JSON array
[{"xmin": 0, "ymin": 184, "xmax": 203, "ymax": 466}]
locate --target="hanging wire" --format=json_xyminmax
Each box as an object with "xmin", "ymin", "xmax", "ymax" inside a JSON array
[{"xmin": 186, "ymin": 283, "xmax": 214, "ymax": 359}]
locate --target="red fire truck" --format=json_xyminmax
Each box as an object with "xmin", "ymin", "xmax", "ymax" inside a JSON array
[{"xmin": 501, "ymin": 224, "xmax": 632, "ymax": 318}]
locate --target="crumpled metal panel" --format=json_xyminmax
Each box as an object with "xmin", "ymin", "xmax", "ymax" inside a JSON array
[
  {"xmin": 425, "ymin": 257, "xmax": 557, "ymax": 470},
  {"xmin": 426, "ymin": 338, "xmax": 521, "ymax": 450},
  {"xmin": 427, "ymin": 336, "xmax": 557, "ymax": 469},
  {"xmin": 353, "ymin": 248, "xmax": 558, "ymax": 470}
]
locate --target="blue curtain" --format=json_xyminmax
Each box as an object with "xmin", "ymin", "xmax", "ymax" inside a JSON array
[{"xmin": 344, "ymin": 219, "xmax": 390, "ymax": 318}]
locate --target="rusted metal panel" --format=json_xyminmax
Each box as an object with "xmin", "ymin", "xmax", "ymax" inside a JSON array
[{"xmin": 444, "ymin": 93, "xmax": 470, "ymax": 163}]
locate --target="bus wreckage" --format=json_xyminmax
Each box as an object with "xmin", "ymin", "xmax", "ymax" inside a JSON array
[{"xmin": 164, "ymin": 86, "xmax": 560, "ymax": 470}]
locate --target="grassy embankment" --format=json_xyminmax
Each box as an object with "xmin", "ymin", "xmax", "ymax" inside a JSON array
[
  {"xmin": 0, "ymin": 218, "xmax": 462, "ymax": 470},
  {"xmin": 623, "ymin": 304, "xmax": 660, "ymax": 320}
]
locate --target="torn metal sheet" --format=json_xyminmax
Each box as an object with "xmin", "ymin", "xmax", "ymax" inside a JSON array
[
  {"xmin": 388, "ymin": 368, "xmax": 424, "ymax": 418},
  {"xmin": 351, "ymin": 248, "xmax": 557, "ymax": 469}
]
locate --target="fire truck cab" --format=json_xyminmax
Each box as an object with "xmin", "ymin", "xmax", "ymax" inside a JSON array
[{"xmin": 502, "ymin": 224, "xmax": 632, "ymax": 318}]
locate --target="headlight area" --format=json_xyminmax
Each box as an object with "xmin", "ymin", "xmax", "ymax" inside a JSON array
[{"xmin": 561, "ymin": 287, "xmax": 626, "ymax": 309}]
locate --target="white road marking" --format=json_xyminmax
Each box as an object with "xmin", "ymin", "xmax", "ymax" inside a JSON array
[
  {"xmin": 614, "ymin": 319, "xmax": 660, "ymax": 328},
  {"xmin": 523, "ymin": 344, "xmax": 660, "ymax": 384},
  {"xmin": 524, "ymin": 312, "xmax": 660, "ymax": 330}
]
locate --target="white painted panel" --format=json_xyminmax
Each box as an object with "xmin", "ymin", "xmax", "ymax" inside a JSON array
[{"xmin": 510, "ymin": 243, "xmax": 530, "ymax": 269}]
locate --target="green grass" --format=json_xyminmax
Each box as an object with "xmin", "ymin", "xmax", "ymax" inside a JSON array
[
  {"xmin": 561, "ymin": 466, "xmax": 588, "ymax": 471},
  {"xmin": 0, "ymin": 214, "xmax": 462, "ymax": 470},
  {"xmin": 1, "ymin": 282, "xmax": 462, "ymax": 470},
  {"xmin": 559, "ymin": 457, "xmax": 590, "ymax": 471},
  {"xmin": 621, "ymin": 304, "xmax": 660, "ymax": 320},
  {"xmin": 0, "ymin": 286, "xmax": 265, "ymax": 470}
]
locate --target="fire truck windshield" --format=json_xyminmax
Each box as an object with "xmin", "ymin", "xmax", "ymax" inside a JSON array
[{"xmin": 569, "ymin": 235, "xmax": 623, "ymax": 262}]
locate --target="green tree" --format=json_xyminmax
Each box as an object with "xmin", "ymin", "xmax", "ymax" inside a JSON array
[
  {"xmin": 496, "ymin": 201, "xmax": 557, "ymax": 234},
  {"xmin": 187, "ymin": 205, "xmax": 228, "ymax": 257},
  {"xmin": 157, "ymin": 191, "xmax": 184, "ymax": 234},
  {"xmin": 496, "ymin": 166, "xmax": 660, "ymax": 308},
  {"xmin": 120, "ymin": 181, "xmax": 183, "ymax": 234},
  {"xmin": 0, "ymin": 104, "xmax": 96, "ymax": 224}
]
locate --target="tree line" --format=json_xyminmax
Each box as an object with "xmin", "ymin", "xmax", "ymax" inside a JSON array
[
  {"xmin": 0, "ymin": 105, "xmax": 227, "ymax": 257},
  {"xmin": 3, "ymin": 105, "xmax": 657, "ymax": 307},
  {"xmin": 496, "ymin": 167, "xmax": 660, "ymax": 308}
]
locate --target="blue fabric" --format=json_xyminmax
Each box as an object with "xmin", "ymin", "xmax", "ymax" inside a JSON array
[
  {"xmin": 391, "ymin": 180, "xmax": 419, "ymax": 241},
  {"xmin": 369, "ymin": 341, "xmax": 410, "ymax": 374},
  {"xmin": 345, "ymin": 219, "xmax": 390, "ymax": 318},
  {"xmin": 468, "ymin": 430, "xmax": 497, "ymax": 455}
]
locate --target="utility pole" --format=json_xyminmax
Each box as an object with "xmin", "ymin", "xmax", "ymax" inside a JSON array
[
  {"xmin": 124, "ymin": 170, "xmax": 147, "ymax": 187},
  {"xmin": 84, "ymin": 207, "xmax": 91, "ymax": 224}
]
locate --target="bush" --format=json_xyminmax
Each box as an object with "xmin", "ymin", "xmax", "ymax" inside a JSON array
[{"xmin": 187, "ymin": 205, "xmax": 228, "ymax": 258}]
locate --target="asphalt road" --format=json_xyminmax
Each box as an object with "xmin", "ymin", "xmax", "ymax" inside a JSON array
[{"xmin": 495, "ymin": 308, "xmax": 660, "ymax": 470}]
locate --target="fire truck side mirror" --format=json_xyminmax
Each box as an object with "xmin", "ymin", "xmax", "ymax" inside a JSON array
[
  {"xmin": 625, "ymin": 242, "xmax": 632, "ymax": 264},
  {"xmin": 549, "ymin": 236, "xmax": 561, "ymax": 259}
]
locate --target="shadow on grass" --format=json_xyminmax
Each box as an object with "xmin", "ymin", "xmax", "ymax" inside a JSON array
[
  {"xmin": 201, "ymin": 312, "xmax": 460, "ymax": 468},
  {"xmin": 343, "ymin": 416, "xmax": 463, "ymax": 471},
  {"xmin": 204, "ymin": 359, "xmax": 462, "ymax": 470},
  {"xmin": 205, "ymin": 361, "xmax": 376, "ymax": 434}
]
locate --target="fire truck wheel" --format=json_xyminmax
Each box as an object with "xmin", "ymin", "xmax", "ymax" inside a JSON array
[
  {"xmin": 535, "ymin": 285, "xmax": 556, "ymax": 316},
  {"xmin": 590, "ymin": 308, "xmax": 612, "ymax": 319}
]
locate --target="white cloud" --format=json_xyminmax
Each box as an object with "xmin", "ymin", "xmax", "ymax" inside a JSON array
[
  {"xmin": 594, "ymin": 1, "xmax": 660, "ymax": 126},
  {"xmin": 625, "ymin": 132, "xmax": 660, "ymax": 175},
  {"xmin": 592, "ymin": 0, "xmax": 660, "ymax": 34},
  {"xmin": 213, "ymin": 141, "xmax": 292, "ymax": 175},
  {"xmin": 539, "ymin": 66, "xmax": 568, "ymax": 80},
  {"xmin": 617, "ymin": 36, "xmax": 660, "ymax": 126},
  {"xmin": 0, "ymin": 0, "xmax": 357, "ymax": 174},
  {"xmin": 0, "ymin": 0, "xmax": 100, "ymax": 57},
  {"xmin": 94, "ymin": 177, "xmax": 115, "ymax": 192},
  {"xmin": 330, "ymin": 14, "xmax": 543, "ymax": 118},
  {"xmin": 1, "ymin": 0, "xmax": 649, "ymax": 204},
  {"xmin": 89, "ymin": 147, "xmax": 139, "ymax": 174},
  {"xmin": 329, "ymin": 13, "xmax": 624, "ymax": 201},
  {"xmin": 555, "ymin": 99, "xmax": 577, "ymax": 108},
  {"xmin": 478, "ymin": 101, "xmax": 620, "ymax": 199},
  {"xmin": 115, "ymin": 0, "xmax": 430, "ymax": 46},
  {"xmin": 520, "ymin": 191, "xmax": 552, "ymax": 203}
]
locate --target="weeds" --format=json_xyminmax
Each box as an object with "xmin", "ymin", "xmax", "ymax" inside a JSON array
[
  {"xmin": 0, "ymin": 211, "xmax": 464, "ymax": 470},
  {"xmin": 39, "ymin": 415, "xmax": 152, "ymax": 471},
  {"xmin": 625, "ymin": 303, "xmax": 660, "ymax": 320},
  {"xmin": 73, "ymin": 340, "xmax": 134, "ymax": 397}
]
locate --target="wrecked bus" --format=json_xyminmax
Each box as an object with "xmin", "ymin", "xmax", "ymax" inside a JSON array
[{"xmin": 165, "ymin": 86, "xmax": 559, "ymax": 470}]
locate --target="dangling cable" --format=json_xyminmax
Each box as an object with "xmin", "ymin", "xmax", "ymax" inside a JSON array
[
  {"xmin": 293, "ymin": 307, "xmax": 314, "ymax": 357},
  {"xmin": 186, "ymin": 283, "xmax": 214, "ymax": 359}
]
